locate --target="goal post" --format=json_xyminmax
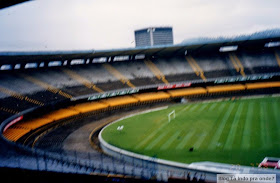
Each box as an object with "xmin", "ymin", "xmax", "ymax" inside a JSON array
[{"xmin": 168, "ymin": 110, "xmax": 176, "ymax": 122}]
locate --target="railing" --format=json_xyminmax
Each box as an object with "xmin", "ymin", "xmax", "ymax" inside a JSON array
[
  {"xmin": 1, "ymin": 73, "xmax": 280, "ymax": 182},
  {"xmin": 0, "ymin": 105, "xmax": 212, "ymax": 182}
]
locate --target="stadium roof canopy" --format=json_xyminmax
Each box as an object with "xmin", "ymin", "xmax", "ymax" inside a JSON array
[
  {"xmin": 0, "ymin": 0, "xmax": 30, "ymax": 10},
  {"xmin": 0, "ymin": 35, "xmax": 280, "ymax": 66}
]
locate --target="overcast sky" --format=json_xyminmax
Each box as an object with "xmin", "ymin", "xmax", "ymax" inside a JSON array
[{"xmin": 0, "ymin": 0, "xmax": 280, "ymax": 51}]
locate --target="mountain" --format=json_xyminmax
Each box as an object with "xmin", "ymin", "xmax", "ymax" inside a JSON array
[{"xmin": 181, "ymin": 28, "xmax": 280, "ymax": 45}]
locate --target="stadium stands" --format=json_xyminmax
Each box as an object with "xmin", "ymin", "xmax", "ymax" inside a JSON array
[
  {"xmin": 21, "ymin": 74, "xmax": 73, "ymax": 99},
  {"xmin": 3, "ymin": 128, "xmax": 31, "ymax": 142},
  {"xmin": 103, "ymin": 63, "xmax": 136, "ymax": 88},
  {"xmin": 238, "ymin": 51, "xmax": 280, "ymax": 74},
  {"xmin": 144, "ymin": 60, "xmax": 169, "ymax": 84},
  {"xmin": 185, "ymin": 56, "xmax": 207, "ymax": 81},
  {"xmin": 0, "ymin": 86, "xmax": 44, "ymax": 106},
  {"xmin": 4, "ymin": 80, "xmax": 280, "ymax": 143},
  {"xmin": 0, "ymin": 49, "xmax": 278, "ymax": 99},
  {"xmin": 275, "ymin": 51, "xmax": 280, "ymax": 68},
  {"xmin": 0, "ymin": 96, "xmax": 38, "ymax": 113},
  {"xmin": 15, "ymin": 118, "xmax": 54, "ymax": 130},
  {"xmin": 43, "ymin": 108, "xmax": 80, "ymax": 121},
  {"xmin": 229, "ymin": 53, "xmax": 246, "ymax": 77},
  {"xmin": 1, "ymin": 25, "xmax": 280, "ymax": 183},
  {"xmin": 1, "ymin": 44, "xmax": 280, "ymax": 144},
  {"xmin": 62, "ymin": 68, "xmax": 104, "ymax": 93},
  {"xmin": 1, "ymin": 48, "xmax": 280, "ymax": 125},
  {"xmin": 0, "ymin": 107, "xmax": 18, "ymax": 115}
]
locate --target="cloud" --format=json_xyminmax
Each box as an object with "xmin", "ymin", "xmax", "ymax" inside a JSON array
[{"xmin": 0, "ymin": 0, "xmax": 279, "ymax": 51}]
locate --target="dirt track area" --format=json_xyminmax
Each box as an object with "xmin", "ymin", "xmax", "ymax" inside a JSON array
[{"xmin": 62, "ymin": 104, "xmax": 169, "ymax": 154}]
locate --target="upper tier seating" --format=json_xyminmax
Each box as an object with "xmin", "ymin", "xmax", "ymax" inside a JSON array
[{"xmin": 0, "ymin": 49, "xmax": 279, "ymax": 121}]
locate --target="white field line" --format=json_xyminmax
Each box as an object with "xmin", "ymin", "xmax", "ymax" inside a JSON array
[
  {"xmin": 195, "ymin": 102, "xmax": 228, "ymax": 149},
  {"xmin": 145, "ymin": 128, "xmax": 173, "ymax": 150},
  {"xmin": 273, "ymin": 102, "xmax": 280, "ymax": 132},
  {"xmin": 196, "ymin": 103, "xmax": 210, "ymax": 113},
  {"xmin": 175, "ymin": 130, "xmax": 196, "ymax": 150},
  {"xmin": 157, "ymin": 104, "xmax": 206, "ymax": 150},
  {"xmin": 183, "ymin": 94, "xmax": 270, "ymax": 105},
  {"xmin": 101, "ymin": 106, "xmax": 168, "ymax": 149},
  {"xmin": 263, "ymin": 102, "xmax": 273, "ymax": 149},
  {"xmin": 99, "ymin": 95, "xmax": 280, "ymax": 178},
  {"xmin": 271, "ymin": 93, "xmax": 280, "ymax": 97},
  {"xmin": 208, "ymin": 103, "xmax": 235, "ymax": 150},
  {"xmin": 173, "ymin": 104, "xmax": 192, "ymax": 117},
  {"xmin": 160, "ymin": 131, "xmax": 182, "ymax": 150},
  {"xmin": 208, "ymin": 102, "xmax": 218, "ymax": 111},
  {"xmin": 218, "ymin": 102, "xmax": 227, "ymax": 111},
  {"xmin": 190, "ymin": 104, "xmax": 213, "ymax": 149},
  {"xmin": 189, "ymin": 94, "xmax": 280, "ymax": 105},
  {"xmin": 176, "ymin": 95, "xmax": 279, "ymax": 108},
  {"xmin": 223, "ymin": 102, "xmax": 244, "ymax": 150},
  {"xmin": 238, "ymin": 94, "xmax": 280, "ymax": 101},
  {"xmin": 241, "ymin": 102, "xmax": 254, "ymax": 150},
  {"xmin": 187, "ymin": 104, "xmax": 201, "ymax": 113},
  {"xmin": 193, "ymin": 132, "xmax": 207, "ymax": 149},
  {"xmin": 136, "ymin": 104, "xmax": 193, "ymax": 149},
  {"xmin": 259, "ymin": 102, "xmax": 266, "ymax": 148},
  {"xmin": 98, "ymin": 130, "xmax": 243, "ymax": 175},
  {"xmin": 114, "ymin": 106, "xmax": 169, "ymax": 122},
  {"xmin": 135, "ymin": 121, "xmax": 169, "ymax": 150},
  {"xmin": 260, "ymin": 102, "xmax": 272, "ymax": 149}
]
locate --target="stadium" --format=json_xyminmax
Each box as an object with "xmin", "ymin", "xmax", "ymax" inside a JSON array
[{"xmin": 1, "ymin": 1, "xmax": 280, "ymax": 183}]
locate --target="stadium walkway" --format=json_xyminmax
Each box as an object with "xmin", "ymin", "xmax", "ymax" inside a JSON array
[{"xmin": 1, "ymin": 105, "xmax": 280, "ymax": 183}]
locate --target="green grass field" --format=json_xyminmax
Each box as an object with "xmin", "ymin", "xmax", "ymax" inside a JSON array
[{"xmin": 101, "ymin": 96, "xmax": 280, "ymax": 166}]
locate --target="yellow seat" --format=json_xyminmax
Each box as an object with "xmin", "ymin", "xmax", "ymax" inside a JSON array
[
  {"xmin": 133, "ymin": 91, "xmax": 170, "ymax": 102},
  {"xmin": 43, "ymin": 108, "xmax": 80, "ymax": 121},
  {"xmin": 246, "ymin": 82, "xmax": 280, "ymax": 90},
  {"xmin": 3, "ymin": 128, "xmax": 31, "ymax": 142},
  {"xmin": 70, "ymin": 102, "xmax": 109, "ymax": 113},
  {"xmin": 102, "ymin": 96, "xmax": 139, "ymax": 107},
  {"xmin": 207, "ymin": 84, "xmax": 245, "ymax": 93},
  {"xmin": 167, "ymin": 87, "xmax": 207, "ymax": 97},
  {"xmin": 14, "ymin": 118, "xmax": 54, "ymax": 130}
]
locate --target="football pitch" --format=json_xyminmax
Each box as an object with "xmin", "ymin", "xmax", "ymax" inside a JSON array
[{"xmin": 101, "ymin": 96, "xmax": 280, "ymax": 166}]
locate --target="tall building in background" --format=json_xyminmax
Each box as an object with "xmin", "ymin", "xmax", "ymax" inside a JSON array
[{"xmin": 134, "ymin": 27, "xmax": 173, "ymax": 47}]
